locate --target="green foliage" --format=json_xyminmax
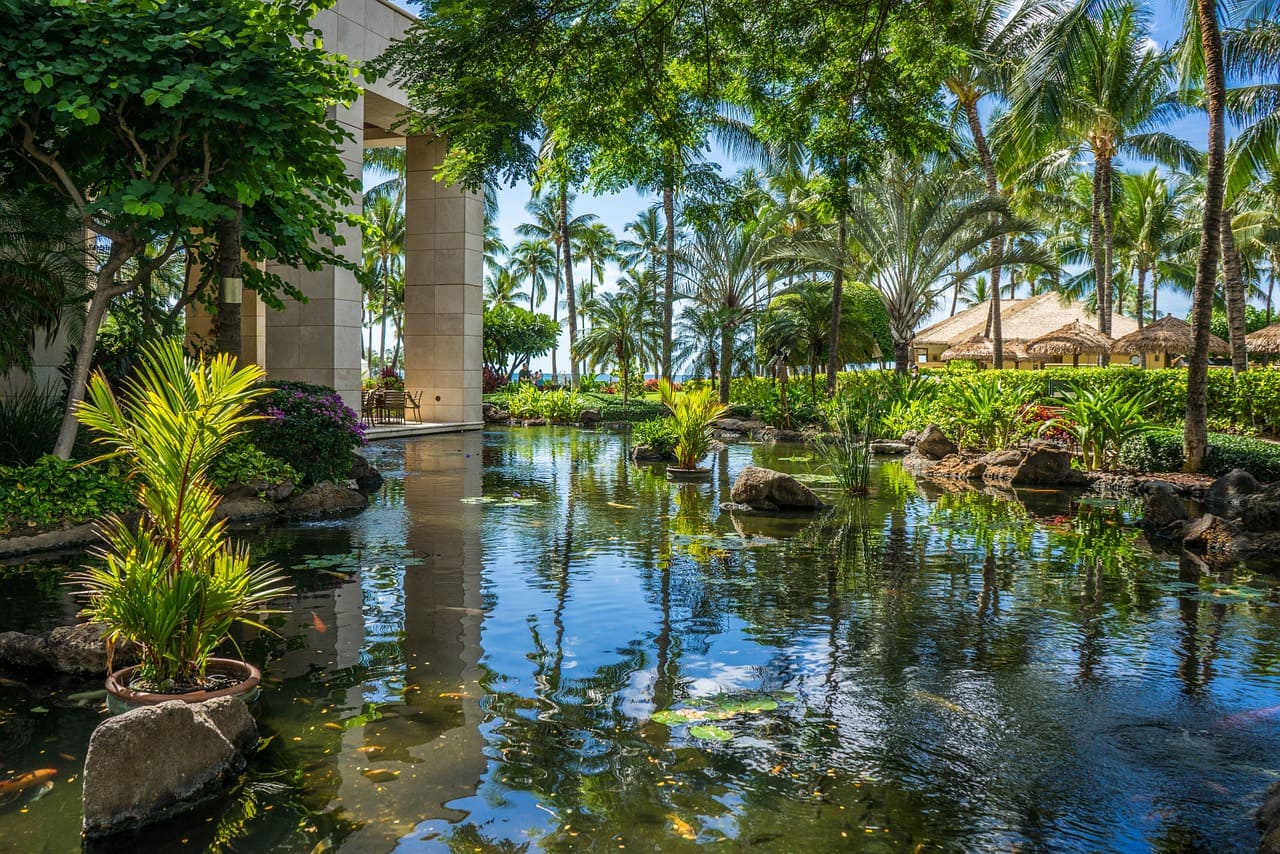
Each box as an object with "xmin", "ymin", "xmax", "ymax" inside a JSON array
[
  {"xmin": 483, "ymin": 305, "xmax": 560, "ymax": 377},
  {"xmin": 209, "ymin": 441, "xmax": 300, "ymax": 492},
  {"xmin": 814, "ymin": 394, "xmax": 881, "ymax": 494},
  {"xmin": 1046, "ymin": 384, "xmax": 1151, "ymax": 471},
  {"xmin": 574, "ymin": 393, "xmax": 665, "ymax": 423},
  {"xmin": 935, "ymin": 376, "xmax": 1030, "ymax": 451},
  {"xmin": 1119, "ymin": 429, "xmax": 1280, "ymax": 481},
  {"xmin": 243, "ymin": 381, "xmax": 364, "ymax": 486},
  {"xmin": 70, "ymin": 341, "xmax": 290, "ymax": 687},
  {"xmin": 505, "ymin": 385, "xmax": 586, "ymax": 423},
  {"xmin": 1206, "ymin": 305, "xmax": 1270, "ymax": 341},
  {"xmin": 632, "ymin": 418, "xmax": 679, "ymax": 456},
  {"xmin": 0, "ymin": 456, "xmax": 134, "ymax": 532},
  {"xmin": 0, "ymin": 386, "xmax": 65, "ymax": 467},
  {"xmin": 659, "ymin": 380, "xmax": 726, "ymax": 469}
]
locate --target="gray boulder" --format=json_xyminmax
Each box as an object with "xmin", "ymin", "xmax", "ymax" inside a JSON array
[
  {"xmin": 1241, "ymin": 483, "xmax": 1280, "ymax": 534},
  {"xmin": 349, "ymin": 453, "xmax": 383, "ymax": 493},
  {"xmin": 482, "ymin": 402, "xmax": 510, "ymax": 423},
  {"xmin": 986, "ymin": 446, "xmax": 1077, "ymax": 486},
  {"xmin": 916, "ymin": 425, "xmax": 958, "ymax": 460},
  {"xmin": 1204, "ymin": 468, "xmax": 1261, "ymax": 518},
  {"xmin": 82, "ymin": 697, "xmax": 258, "ymax": 838},
  {"xmin": 1143, "ymin": 483, "xmax": 1188, "ymax": 530},
  {"xmin": 280, "ymin": 481, "xmax": 368, "ymax": 519},
  {"xmin": 1182, "ymin": 513, "xmax": 1238, "ymax": 555},
  {"xmin": 730, "ymin": 466, "xmax": 826, "ymax": 512},
  {"xmin": 870, "ymin": 441, "xmax": 910, "ymax": 455},
  {"xmin": 579, "ymin": 408, "xmax": 602, "ymax": 426},
  {"xmin": 0, "ymin": 623, "xmax": 137, "ymax": 675}
]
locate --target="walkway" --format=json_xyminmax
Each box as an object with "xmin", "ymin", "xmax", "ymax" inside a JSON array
[{"xmin": 363, "ymin": 420, "xmax": 483, "ymax": 441}]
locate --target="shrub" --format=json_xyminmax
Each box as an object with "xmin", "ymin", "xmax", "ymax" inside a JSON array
[
  {"xmin": 1118, "ymin": 429, "xmax": 1280, "ymax": 481},
  {"xmin": 538, "ymin": 388, "xmax": 585, "ymax": 423},
  {"xmin": 1046, "ymin": 383, "xmax": 1151, "ymax": 471},
  {"xmin": 936, "ymin": 376, "xmax": 1030, "ymax": 451},
  {"xmin": 506, "ymin": 383, "xmax": 543, "ymax": 419},
  {"xmin": 244, "ymin": 380, "xmax": 365, "ymax": 485},
  {"xmin": 632, "ymin": 418, "xmax": 678, "ymax": 456},
  {"xmin": 659, "ymin": 380, "xmax": 725, "ymax": 469},
  {"xmin": 0, "ymin": 386, "xmax": 64, "ymax": 467},
  {"xmin": 0, "ymin": 455, "xmax": 135, "ymax": 531},
  {"xmin": 209, "ymin": 441, "xmax": 300, "ymax": 491}
]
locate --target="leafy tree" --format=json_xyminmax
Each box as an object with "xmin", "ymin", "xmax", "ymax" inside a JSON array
[
  {"xmin": 574, "ymin": 292, "xmax": 660, "ymax": 402},
  {"xmin": 0, "ymin": 0, "xmax": 360, "ymax": 458},
  {"xmin": 483, "ymin": 304, "xmax": 560, "ymax": 379}
]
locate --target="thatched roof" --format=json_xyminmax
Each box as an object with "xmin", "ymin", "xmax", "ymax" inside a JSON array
[
  {"xmin": 1026, "ymin": 320, "xmax": 1115, "ymax": 357},
  {"xmin": 940, "ymin": 334, "xmax": 1031, "ymax": 363},
  {"xmin": 1111, "ymin": 314, "xmax": 1230, "ymax": 356},
  {"xmin": 914, "ymin": 293, "xmax": 1138, "ymax": 349},
  {"xmin": 1246, "ymin": 321, "xmax": 1280, "ymax": 355}
]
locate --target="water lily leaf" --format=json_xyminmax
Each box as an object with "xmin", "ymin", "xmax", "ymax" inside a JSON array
[
  {"xmin": 777, "ymin": 455, "xmax": 813, "ymax": 462},
  {"xmin": 689, "ymin": 724, "xmax": 734, "ymax": 741},
  {"xmin": 651, "ymin": 709, "xmax": 690, "ymax": 725}
]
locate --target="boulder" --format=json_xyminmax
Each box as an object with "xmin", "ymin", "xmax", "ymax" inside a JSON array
[
  {"xmin": 762, "ymin": 428, "xmax": 808, "ymax": 444},
  {"xmin": 901, "ymin": 429, "xmax": 921, "ymax": 446},
  {"xmin": 482, "ymin": 403, "xmax": 510, "ymax": 423},
  {"xmin": 870, "ymin": 441, "xmax": 910, "ymax": 455},
  {"xmin": 927, "ymin": 454, "xmax": 987, "ymax": 480},
  {"xmin": 730, "ymin": 466, "xmax": 826, "ymax": 512},
  {"xmin": 1182, "ymin": 513, "xmax": 1238, "ymax": 555},
  {"xmin": 1259, "ymin": 781, "xmax": 1280, "ymax": 854},
  {"xmin": 579, "ymin": 408, "xmax": 602, "ymax": 427},
  {"xmin": 0, "ymin": 623, "xmax": 137, "ymax": 675},
  {"xmin": 916, "ymin": 425, "xmax": 958, "ymax": 460},
  {"xmin": 1204, "ymin": 468, "xmax": 1261, "ymax": 518},
  {"xmin": 631, "ymin": 445, "xmax": 676, "ymax": 463},
  {"xmin": 712, "ymin": 417, "xmax": 745, "ymax": 433},
  {"xmin": 985, "ymin": 446, "xmax": 1077, "ymax": 486},
  {"xmin": 349, "ymin": 453, "xmax": 383, "ymax": 493},
  {"xmin": 1241, "ymin": 483, "xmax": 1280, "ymax": 534},
  {"xmin": 280, "ymin": 481, "xmax": 368, "ymax": 519},
  {"xmin": 1142, "ymin": 483, "xmax": 1188, "ymax": 530},
  {"xmin": 82, "ymin": 697, "xmax": 258, "ymax": 838},
  {"xmin": 214, "ymin": 496, "xmax": 277, "ymax": 523},
  {"xmin": 521, "ymin": 418, "xmax": 546, "ymax": 427}
]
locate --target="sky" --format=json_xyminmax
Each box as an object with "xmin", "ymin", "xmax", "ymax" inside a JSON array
[{"xmin": 393, "ymin": 0, "xmax": 1231, "ymax": 376}]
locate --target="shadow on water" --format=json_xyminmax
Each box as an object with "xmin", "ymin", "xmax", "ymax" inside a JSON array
[{"xmin": 2, "ymin": 426, "xmax": 1280, "ymax": 851}]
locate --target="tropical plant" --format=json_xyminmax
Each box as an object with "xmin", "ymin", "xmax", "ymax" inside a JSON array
[
  {"xmin": 1045, "ymin": 383, "xmax": 1151, "ymax": 471},
  {"xmin": 69, "ymin": 341, "xmax": 290, "ymax": 688},
  {"xmin": 632, "ymin": 417, "xmax": 679, "ymax": 457},
  {"xmin": 814, "ymin": 393, "xmax": 882, "ymax": 495},
  {"xmin": 0, "ymin": 385, "xmax": 66, "ymax": 467},
  {"xmin": 658, "ymin": 379, "xmax": 726, "ymax": 470},
  {"xmin": 575, "ymin": 292, "xmax": 660, "ymax": 402},
  {"xmin": 244, "ymin": 381, "xmax": 366, "ymax": 486},
  {"xmin": 937, "ymin": 376, "xmax": 1028, "ymax": 450}
]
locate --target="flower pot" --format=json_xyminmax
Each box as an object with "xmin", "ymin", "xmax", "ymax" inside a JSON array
[
  {"xmin": 665, "ymin": 466, "xmax": 713, "ymax": 482},
  {"xmin": 105, "ymin": 657, "xmax": 261, "ymax": 715}
]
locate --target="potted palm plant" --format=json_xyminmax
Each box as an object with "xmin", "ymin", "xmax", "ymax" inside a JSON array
[
  {"xmin": 70, "ymin": 341, "xmax": 289, "ymax": 713},
  {"xmin": 659, "ymin": 379, "xmax": 726, "ymax": 481}
]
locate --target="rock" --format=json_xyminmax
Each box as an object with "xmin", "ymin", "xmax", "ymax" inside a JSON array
[
  {"xmin": 1258, "ymin": 781, "xmax": 1280, "ymax": 854},
  {"xmin": 730, "ymin": 466, "xmax": 826, "ymax": 512},
  {"xmin": 482, "ymin": 403, "xmax": 510, "ymax": 423},
  {"xmin": 980, "ymin": 449, "xmax": 1025, "ymax": 468},
  {"xmin": 712, "ymin": 417, "xmax": 745, "ymax": 433},
  {"xmin": 1204, "ymin": 468, "xmax": 1261, "ymax": 518},
  {"xmin": 916, "ymin": 425, "xmax": 958, "ymax": 460},
  {"xmin": 927, "ymin": 453, "xmax": 987, "ymax": 480},
  {"xmin": 214, "ymin": 496, "xmax": 277, "ymax": 523},
  {"xmin": 870, "ymin": 441, "xmax": 910, "ymax": 455},
  {"xmin": 0, "ymin": 623, "xmax": 137, "ymax": 675},
  {"xmin": 902, "ymin": 429, "xmax": 920, "ymax": 446},
  {"xmin": 0, "ymin": 519, "xmax": 107, "ymax": 561},
  {"xmin": 763, "ymin": 428, "xmax": 808, "ymax": 444},
  {"xmin": 82, "ymin": 697, "xmax": 258, "ymax": 838},
  {"xmin": 1240, "ymin": 483, "xmax": 1280, "ymax": 534},
  {"xmin": 1182, "ymin": 513, "xmax": 1238, "ymax": 555},
  {"xmin": 579, "ymin": 408, "xmax": 601, "ymax": 426},
  {"xmin": 280, "ymin": 481, "xmax": 368, "ymax": 519},
  {"xmin": 600, "ymin": 421, "xmax": 633, "ymax": 432},
  {"xmin": 521, "ymin": 418, "xmax": 546, "ymax": 427},
  {"xmin": 985, "ymin": 446, "xmax": 1078, "ymax": 486},
  {"xmin": 1142, "ymin": 483, "xmax": 1188, "ymax": 530},
  {"xmin": 631, "ymin": 445, "xmax": 676, "ymax": 463},
  {"xmin": 349, "ymin": 453, "xmax": 383, "ymax": 493}
]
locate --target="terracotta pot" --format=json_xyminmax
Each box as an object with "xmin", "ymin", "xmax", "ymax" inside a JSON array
[
  {"xmin": 665, "ymin": 466, "xmax": 713, "ymax": 482},
  {"xmin": 105, "ymin": 657, "xmax": 261, "ymax": 715}
]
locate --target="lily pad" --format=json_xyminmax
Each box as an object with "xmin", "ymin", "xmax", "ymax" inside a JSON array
[
  {"xmin": 651, "ymin": 710, "xmax": 691, "ymax": 725},
  {"xmin": 689, "ymin": 725, "xmax": 734, "ymax": 741}
]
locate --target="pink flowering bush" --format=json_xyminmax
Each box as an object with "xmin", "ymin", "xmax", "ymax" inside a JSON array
[{"xmin": 245, "ymin": 381, "xmax": 365, "ymax": 485}]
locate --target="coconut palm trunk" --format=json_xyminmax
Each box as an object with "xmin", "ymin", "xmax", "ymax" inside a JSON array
[
  {"xmin": 719, "ymin": 325, "xmax": 733, "ymax": 406},
  {"xmin": 559, "ymin": 187, "xmax": 579, "ymax": 386},
  {"xmin": 827, "ymin": 210, "xmax": 847, "ymax": 390},
  {"xmin": 964, "ymin": 102, "xmax": 1005, "ymax": 369},
  {"xmin": 662, "ymin": 182, "xmax": 676, "ymax": 381},
  {"xmin": 1136, "ymin": 266, "xmax": 1147, "ymax": 329},
  {"xmin": 1185, "ymin": 0, "xmax": 1227, "ymax": 472},
  {"xmin": 1219, "ymin": 208, "xmax": 1248, "ymax": 373},
  {"xmin": 1100, "ymin": 151, "xmax": 1116, "ymax": 340}
]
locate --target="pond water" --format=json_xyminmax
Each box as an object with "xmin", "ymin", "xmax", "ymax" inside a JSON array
[{"xmin": 2, "ymin": 427, "xmax": 1280, "ymax": 852}]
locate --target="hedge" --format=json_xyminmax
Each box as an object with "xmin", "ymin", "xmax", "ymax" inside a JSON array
[{"xmin": 1118, "ymin": 429, "xmax": 1280, "ymax": 481}]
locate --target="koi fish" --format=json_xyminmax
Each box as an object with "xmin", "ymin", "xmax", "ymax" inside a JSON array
[
  {"xmin": 311, "ymin": 612, "xmax": 328, "ymax": 633},
  {"xmin": 0, "ymin": 769, "xmax": 57, "ymax": 796}
]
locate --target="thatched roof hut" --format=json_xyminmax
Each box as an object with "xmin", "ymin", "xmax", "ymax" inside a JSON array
[
  {"xmin": 1246, "ymin": 321, "xmax": 1280, "ymax": 356},
  {"xmin": 1111, "ymin": 314, "xmax": 1229, "ymax": 357},
  {"xmin": 939, "ymin": 334, "xmax": 1030, "ymax": 364},
  {"xmin": 1026, "ymin": 320, "xmax": 1115, "ymax": 366}
]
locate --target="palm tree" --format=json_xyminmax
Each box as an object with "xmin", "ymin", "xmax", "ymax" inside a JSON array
[
  {"xmin": 946, "ymin": 0, "xmax": 1051, "ymax": 367},
  {"xmin": 760, "ymin": 280, "xmax": 878, "ymax": 399},
  {"xmin": 617, "ymin": 206, "xmax": 665, "ymax": 304},
  {"xmin": 509, "ymin": 238, "xmax": 556, "ymax": 314},
  {"xmin": 573, "ymin": 292, "xmax": 660, "ymax": 402},
  {"xmin": 1015, "ymin": 2, "xmax": 1198, "ymax": 342},
  {"xmin": 519, "ymin": 192, "xmax": 597, "ymax": 380},
  {"xmin": 484, "ymin": 266, "xmax": 525, "ymax": 309},
  {"xmin": 1115, "ymin": 169, "xmax": 1198, "ymax": 331},
  {"xmin": 573, "ymin": 221, "xmax": 617, "ymax": 357},
  {"xmin": 362, "ymin": 188, "xmax": 406, "ymax": 373}
]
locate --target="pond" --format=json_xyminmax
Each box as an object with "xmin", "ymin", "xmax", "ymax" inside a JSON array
[{"xmin": 2, "ymin": 427, "xmax": 1280, "ymax": 852}]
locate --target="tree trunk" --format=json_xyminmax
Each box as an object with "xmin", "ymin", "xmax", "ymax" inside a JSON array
[
  {"xmin": 560, "ymin": 188, "xmax": 579, "ymax": 387},
  {"xmin": 1267, "ymin": 253, "xmax": 1276, "ymax": 325},
  {"xmin": 550, "ymin": 257, "xmax": 560, "ymax": 380},
  {"xmin": 1136, "ymin": 266, "xmax": 1147, "ymax": 330},
  {"xmin": 216, "ymin": 197, "xmax": 243, "ymax": 360},
  {"xmin": 1152, "ymin": 283, "xmax": 1159, "ymax": 324},
  {"xmin": 719, "ymin": 326, "xmax": 733, "ymax": 405},
  {"xmin": 1100, "ymin": 152, "xmax": 1115, "ymax": 345},
  {"xmin": 1219, "ymin": 208, "xmax": 1248, "ymax": 373},
  {"xmin": 662, "ymin": 182, "xmax": 676, "ymax": 381},
  {"xmin": 1185, "ymin": 0, "xmax": 1227, "ymax": 473},
  {"xmin": 1091, "ymin": 160, "xmax": 1107, "ymax": 341},
  {"xmin": 379, "ymin": 254, "xmax": 391, "ymax": 372},
  {"xmin": 965, "ymin": 101, "xmax": 1004, "ymax": 369},
  {"xmin": 894, "ymin": 338, "xmax": 910, "ymax": 375},
  {"xmin": 53, "ymin": 243, "xmax": 132, "ymax": 459},
  {"xmin": 826, "ymin": 210, "xmax": 847, "ymax": 393}
]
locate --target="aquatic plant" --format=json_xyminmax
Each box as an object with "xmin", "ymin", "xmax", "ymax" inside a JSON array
[
  {"xmin": 658, "ymin": 379, "xmax": 726, "ymax": 470},
  {"xmin": 70, "ymin": 341, "xmax": 289, "ymax": 688},
  {"xmin": 1044, "ymin": 383, "xmax": 1151, "ymax": 471},
  {"xmin": 814, "ymin": 394, "xmax": 881, "ymax": 495}
]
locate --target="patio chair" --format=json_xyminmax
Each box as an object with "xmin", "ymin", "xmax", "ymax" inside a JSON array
[
  {"xmin": 405, "ymin": 390, "xmax": 423, "ymax": 421},
  {"xmin": 359, "ymin": 389, "xmax": 379, "ymax": 426},
  {"xmin": 381, "ymin": 390, "xmax": 406, "ymax": 424}
]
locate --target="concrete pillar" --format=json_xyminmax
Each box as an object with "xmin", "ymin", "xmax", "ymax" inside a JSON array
[
  {"xmin": 403, "ymin": 136, "xmax": 484, "ymax": 425},
  {"xmin": 263, "ymin": 97, "xmax": 365, "ymax": 409}
]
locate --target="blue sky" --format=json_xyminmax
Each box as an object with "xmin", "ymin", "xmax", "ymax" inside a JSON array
[{"xmin": 393, "ymin": 0, "xmax": 1229, "ymax": 375}]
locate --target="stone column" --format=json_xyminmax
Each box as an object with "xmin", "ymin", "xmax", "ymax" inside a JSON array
[
  {"xmin": 403, "ymin": 136, "xmax": 483, "ymax": 425},
  {"xmin": 263, "ymin": 97, "xmax": 365, "ymax": 410}
]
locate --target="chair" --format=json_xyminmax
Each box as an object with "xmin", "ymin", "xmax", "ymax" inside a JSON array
[
  {"xmin": 381, "ymin": 390, "xmax": 406, "ymax": 424},
  {"xmin": 405, "ymin": 390, "xmax": 423, "ymax": 422},
  {"xmin": 359, "ymin": 389, "xmax": 379, "ymax": 427}
]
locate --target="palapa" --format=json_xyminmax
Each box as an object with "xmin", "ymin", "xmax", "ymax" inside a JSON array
[
  {"xmin": 939, "ymin": 334, "xmax": 1031, "ymax": 364},
  {"xmin": 1111, "ymin": 314, "xmax": 1230, "ymax": 356},
  {"xmin": 1025, "ymin": 320, "xmax": 1114, "ymax": 358},
  {"xmin": 1246, "ymin": 321, "xmax": 1280, "ymax": 356}
]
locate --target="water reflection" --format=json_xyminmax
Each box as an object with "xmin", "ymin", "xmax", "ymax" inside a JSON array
[{"xmin": 2, "ymin": 428, "xmax": 1280, "ymax": 852}]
